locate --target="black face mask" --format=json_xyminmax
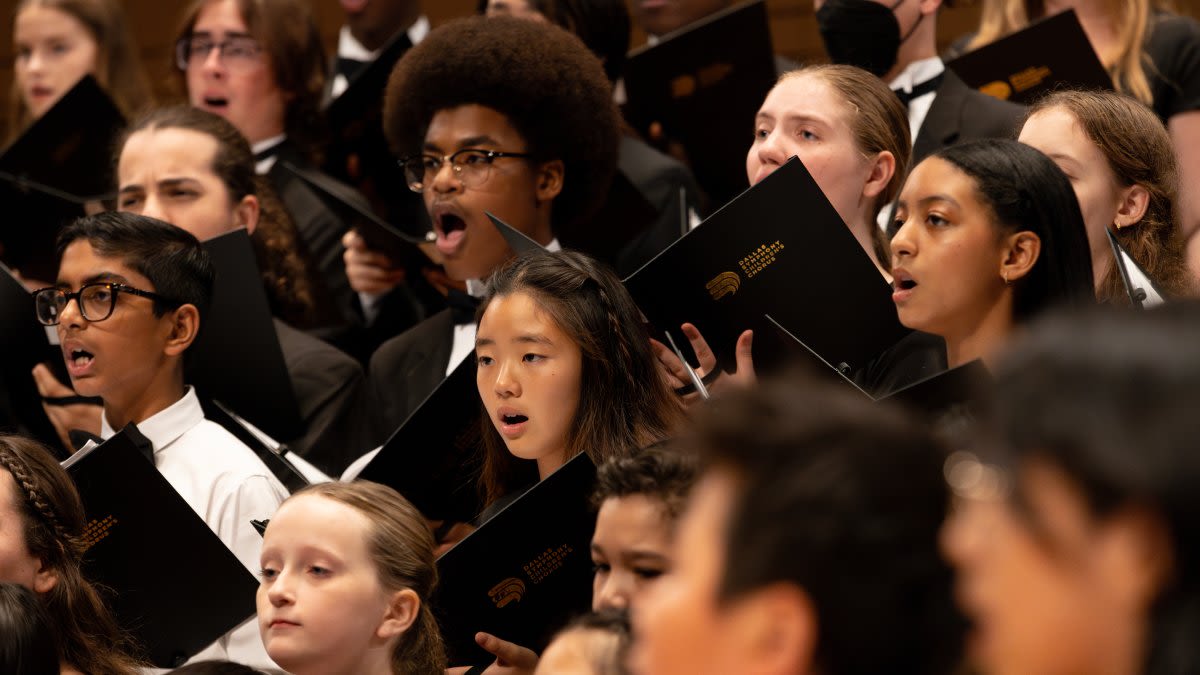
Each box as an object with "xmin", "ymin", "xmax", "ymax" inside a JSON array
[{"xmin": 816, "ymin": 0, "xmax": 919, "ymax": 78}]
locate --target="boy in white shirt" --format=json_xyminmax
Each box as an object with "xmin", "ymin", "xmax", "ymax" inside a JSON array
[{"xmin": 36, "ymin": 211, "xmax": 286, "ymax": 671}]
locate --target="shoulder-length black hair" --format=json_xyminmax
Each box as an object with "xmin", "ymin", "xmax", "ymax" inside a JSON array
[{"xmin": 933, "ymin": 139, "xmax": 1096, "ymax": 321}]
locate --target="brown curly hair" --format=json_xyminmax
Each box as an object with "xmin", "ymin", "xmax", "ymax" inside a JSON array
[
  {"xmin": 0, "ymin": 434, "xmax": 144, "ymax": 674},
  {"xmin": 117, "ymin": 105, "xmax": 328, "ymax": 328},
  {"xmin": 1028, "ymin": 90, "xmax": 1196, "ymax": 304},
  {"xmin": 382, "ymin": 16, "xmax": 620, "ymax": 233}
]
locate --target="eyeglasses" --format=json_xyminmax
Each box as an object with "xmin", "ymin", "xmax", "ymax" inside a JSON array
[
  {"xmin": 32, "ymin": 283, "xmax": 181, "ymax": 326},
  {"xmin": 175, "ymin": 35, "xmax": 263, "ymax": 71},
  {"xmin": 400, "ymin": 149, "xmax": 533, "ymax": 193}
]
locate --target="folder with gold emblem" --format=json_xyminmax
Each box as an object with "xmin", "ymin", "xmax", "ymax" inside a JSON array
[
  {"xmin": 434, "ymin": 452, "xmax": 597, "ymax": 666},
  {"xmin": 624, "ymin": 156, "xmax": 911, "ymax": 379},
  {"xmin": 623, "ymin": 0, "xmax": 778, "ymax": 206},
  {"xmin": 947, "ymin": 9, "xmax": 1112, "ymax": 105},
  {"xmin": 63, "ymin": 427, "xmax": 259, "ymax": 667}
]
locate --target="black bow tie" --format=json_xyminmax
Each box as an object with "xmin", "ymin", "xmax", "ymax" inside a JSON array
[
  {"xmin": 893, "ymin": 73, "xmax": 945, "ymax": 107},
  {"xmin": 447, "ymin": 288, "xmax": 481, "ymax": 326},
  {"xmin": 335, "ymin": 56, "xmax": 368, "ymax": 82}
]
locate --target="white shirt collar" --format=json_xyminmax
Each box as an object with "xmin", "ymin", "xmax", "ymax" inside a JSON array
[
  {"xmin": 888, "ymin": 56, "xmax": 945, "ymax": 94},
  {"xmin": 100, "ymin": 386, "xmax": 205, "ymax": 454},
  {"xmin": 337, "ymin": 15, "xmax": 430, "ymax": 61},
  {"xmin": 252, "ymin": 134, "xmax": 286, "ymax": 174}
]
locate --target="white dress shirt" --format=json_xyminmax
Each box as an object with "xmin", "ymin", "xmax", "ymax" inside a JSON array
[
  {"xmin": 101, "ymin": 387, "xmax": 288, "ymax": 673},
  {"xmin": 889, "ymin": 56, "xmax": 946, "ymax": 144},
  {"xmin": 330, "ymin": 16, "xmax": 431, "ymax": 99}
]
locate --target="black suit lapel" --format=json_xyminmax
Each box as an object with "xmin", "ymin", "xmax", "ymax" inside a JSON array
[{"xmin": 912, "ymin": 71, "xmax": 971, "ymax": 163}]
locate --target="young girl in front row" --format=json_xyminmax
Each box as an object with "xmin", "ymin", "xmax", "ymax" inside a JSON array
[
  {"xmin": 257, "ymin": 481, "xmax": 445, "ymax": 675},
  {"xmin": 474, "ymin": 250, "xmax": 685, "ymax": 510}
]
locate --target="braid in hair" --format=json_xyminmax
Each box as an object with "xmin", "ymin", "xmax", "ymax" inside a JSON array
[
  {"xmin": 0, "ymin": 448, "xmax": 79, "ymax": 558},
  {"xmin": 0, "ymin": 435, "xmax": 144, "ymax": 674}
]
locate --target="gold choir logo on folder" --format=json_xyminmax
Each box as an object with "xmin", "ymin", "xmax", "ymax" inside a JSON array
[
  {"xmin": 981, "ymin": 65, "xmax": 1053, "ymax": 101},
  {"xmin": 671, "ymin": 62, "xmax": 735, "ymax": 99},
  {"xmin": 489, "ymin": 577, "xmax": 527, "ymax": 608},
  {"xmin": 80, "ymin": 514, "xmax": 118, "ymax": 552},
  {"xmin": 707, "ymin": 272, "xmax": 741, "ymax": 300}
]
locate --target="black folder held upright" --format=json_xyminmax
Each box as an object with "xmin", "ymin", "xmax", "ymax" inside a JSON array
[
  {"xmin": 356, "ymin": 354, "xmax": 485, "ymax": 525},
  {"xmin": 0, "ymin": 75, "xmax": 125, "ymax": 282},
  {"xmin": 0, "ymin": 262, "xmax": 66, "ymax": 451},
  {"xmin": 435, "ymin": 452, "xmax": 598, "ymax": 666},
  {"xmin": 947, "ymin": 10, "xmax": 1112, "ymax": 105},
  {"xmin": 624, "ymin": 156, "xmax": 911, "ymax": 378},
  {"xmin": 189, "ymin": 229, "xmax": 303, "ymax": 441},
  {"xmin": 63, "ymin": 428, "xmax": 259, "ymax": 667},
  {"xmin": 623, "ymin": 0, "xmax": 777, "ymax": 206}
]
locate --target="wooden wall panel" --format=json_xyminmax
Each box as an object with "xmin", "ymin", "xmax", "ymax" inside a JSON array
[{"xmin": 4, "ymin": 0, "xmax": 1200, "ymax": 138}]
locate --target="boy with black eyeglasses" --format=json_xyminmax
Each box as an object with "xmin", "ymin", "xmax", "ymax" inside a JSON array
[{"xmin": 34, "ymin": 211, "xmax": 286, "ymax": 671}]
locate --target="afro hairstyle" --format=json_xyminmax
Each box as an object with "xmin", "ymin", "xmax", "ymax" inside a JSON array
[{"xmin": 382, "ymin": 16, "xmax": 620, "ymax": 232}]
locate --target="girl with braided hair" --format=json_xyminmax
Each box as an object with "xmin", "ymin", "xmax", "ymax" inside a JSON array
[
  {"xmin": 474, "ymin": 250, "xmax": 684, "ymax": 509},
  {"xmin": 0, "ymin": 434, "xmax": 143, "ymax": 674}
]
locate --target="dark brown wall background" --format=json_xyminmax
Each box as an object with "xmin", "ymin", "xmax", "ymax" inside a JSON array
[{"xmin": 3, "ymin": 0, "xmax": 1200, "ymax": 136}]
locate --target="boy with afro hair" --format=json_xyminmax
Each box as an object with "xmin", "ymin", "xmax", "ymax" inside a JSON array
[{"xmin": 350, "ymin": 16, "xmax": 621, "ymax": 446}]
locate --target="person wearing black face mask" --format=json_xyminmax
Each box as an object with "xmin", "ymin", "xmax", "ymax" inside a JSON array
[{"xmin": 816, "ymin": 0, "xmax": 1025, "ymax": 236}]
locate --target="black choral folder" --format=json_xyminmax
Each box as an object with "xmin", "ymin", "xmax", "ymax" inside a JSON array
[
  {"xmin": 947, "ymin": 10, "xmax": 1112, "ymax": 105},
  {"xmin": 279, "ymin": 160, "xmax": 432, "ymax": 262},
  {"xmin": 322, "ymin": 26, "xmax": 432, "ymax": 242},
  {"xmin": 356, "ymin": 355, "xmax": 485, "ymax": 525},
  {"xmin": 0, "ymin": 262, "xmax": 67, "ymax": 450},
  {"xmin": 624, "ymin": 156, "xmax": 910, "ymax": 377},
  {"xmin": 0, "ymin": 75, "xmax": 125, "ymax": 282},
  {"xmin": 189, "ymin": 229, "xmax": 303, "ymax": 440},
  {"xmin": 63, "ymin": 428, "xmax": 259, "ymax": 667},
  {"xmin": 435, "ymin": 452, "xmax": 597, "ymax": 666},
  {"xmin": 761, "ymin": 315, "xmax": 987, "ymax": 421},
  {"xmin": 623, "ymin": 0, "xmax": 777, "ymax": 206}
]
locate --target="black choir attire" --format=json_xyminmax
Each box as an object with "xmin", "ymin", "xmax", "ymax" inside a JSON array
[
  {"xmin": 273, "ymin": 319, "xmax": 368, "ymax": 475},
  {"xmin": 324, "ymin": 18, "xmax": 438, "ymax": 358},
  {"xmin": 364, "ymin": 307, "xmax": 458, "ymax": 447},
  {"xmin": 613, "ymin": 134, "xmax": 703, "ymax": 276},
  {"xmin": 1142, "ymin": 11, "xmax": 1200, "ymax": 122},
  {"xmin": 907, "ymin": 68, "xmax": 1026, "ymax": 166},
  {"xmin": 255, "ymin": 136, "xmax": 363, "ymax": 334}
]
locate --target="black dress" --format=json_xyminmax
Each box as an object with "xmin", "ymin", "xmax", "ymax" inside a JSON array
[{"xmin": 1142, "ymin": 12, "xmax": 1200, "ymax": 121}]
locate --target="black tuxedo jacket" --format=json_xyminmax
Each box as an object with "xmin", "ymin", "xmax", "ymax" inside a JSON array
[
  {"xmin": 364, "ymin": 309, "xmax": 456, "ymax": 447},
  {"xmin": 912, "ymin": 70, "xmax": 1027, "ymax": 164}
]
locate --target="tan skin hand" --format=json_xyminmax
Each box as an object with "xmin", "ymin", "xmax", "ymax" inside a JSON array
[
  {"xmin": 30, "ymin": 363, "xmax": 102, "ymax": 452},
  {"xmin": 445, "ymin": 632, "xmax": 539, "ymax": 675},
  {"xmin": 430, "ymin": 520, "xmax": 477, "ymax": 557},
  {"xmin": 342, "ymin": 229, "xmax": 407, "ymax": 295},
  {"xmin": 650, "ymin": 323, "xmax": 755, "ymax": 405}
]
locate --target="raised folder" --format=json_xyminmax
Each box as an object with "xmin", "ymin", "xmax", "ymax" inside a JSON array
[
  {"xmin": 0, "ymin": 75, "xmax": 125, "ymax": 282},
  {"xmin": 947, "ymin": 10, "xmax": 1112, "ymax": 105},
  {"xmin": 63, "ymin": 428, "xmax": 259, "ymax": 667},
  {"xmin": 623, "ymin": 0, "xmax": 778, "ymax": 206},
  {"xmin": 624, "ymin": 156, "xmax": 911, "ymax": 378},
  {"xmin": 435, "ymin": 452, "xmax": 598, "ymax": 666},
  {"xmin": 0, "ymin": 262, "xmax": 69, "ymax": 451},
  {"xmin": 189, "ymin": 229, "xmax": 304, "ymax": 441},
  {"xmin": 355, "ymin": 355, "xmax": 487, "ymax": 526}
]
